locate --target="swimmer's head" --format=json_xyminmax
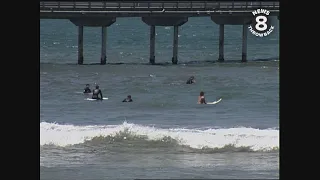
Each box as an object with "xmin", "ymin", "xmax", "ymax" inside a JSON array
[
  {"xmin": 190, "ymin": 76, "xmax": 194, "ymax": 80},
  {"xmin": 86, "ymin": 84, "xmax": 90, "ymax": 87},
  {"xmin": 95, "ymin": 85, "xmax": 99, "ymax": 89},
  {"xmin": 200, "ymin": 91, "xmax": 204, "ymax": 96},
  {"xmin": 127, "ymin": 95, "xmax": 131, "ymax": 99}
]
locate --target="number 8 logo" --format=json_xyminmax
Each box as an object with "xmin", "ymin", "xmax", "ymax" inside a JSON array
[{"xmin": 255, "ymin": 16, "xmax": 268, "ymax": 32}]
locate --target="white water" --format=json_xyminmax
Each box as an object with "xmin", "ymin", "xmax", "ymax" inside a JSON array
[{"xmin": 40, "ymin": 122, "xmax": 279, "ymax": 151}]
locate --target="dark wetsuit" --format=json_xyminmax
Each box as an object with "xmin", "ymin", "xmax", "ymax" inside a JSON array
[
  {"xmin": 198, "ymin": 96, "xmax": 206, "ymax": 104},
  {"xmin": 92, "ymin": 89, "xmax": 103, "ymax": 100},
  {"xmin": 122, "ymin": 98, "xmax": 133, "ymax": 102},
  {"xmin": 186, "ymin": 78, "xmax": 195, "ymax": 84},
  {"xmin": 83, "ymin": 87, "xmax": 91, "ymax": 93},
  {"xmin": 200, "ymin": 98, "xmax": 206, "ymax": 104}
]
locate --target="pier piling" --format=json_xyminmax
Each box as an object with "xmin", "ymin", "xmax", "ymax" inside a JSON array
[
  {"xmin": 149, "ymin": 25, "xmax": 155, "ymax": 64},
  {"xmin": 241, "ymin": 24, "xmax": 248, "ymax": 62},
  {"xmin": 218, "ymin": 24, "xmax": 225, "ymax": 62},
  {"xmin": 101, "ymin": 26, "xmax": 107, "ymax": 65},
  {"xmin": 78, "ymin": 26, "xmax": 84, "ymax": 65},
  {"xmin": 172, "ymin": 25, "xmax": 179, "ymax": 64}
]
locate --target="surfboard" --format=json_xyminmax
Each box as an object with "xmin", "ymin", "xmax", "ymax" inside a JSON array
[
  {"xmin": 85, "ymin": 97, "xmax": 108, "ymax": 101},
  {"xmin": 207, "ymin": 98, "xmax": 222, "ymax": 105}
]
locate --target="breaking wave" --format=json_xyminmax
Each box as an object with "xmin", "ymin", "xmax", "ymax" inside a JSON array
[{"xmin": 40, "ymin": 122, "xmax": 279, "ymax": 153}]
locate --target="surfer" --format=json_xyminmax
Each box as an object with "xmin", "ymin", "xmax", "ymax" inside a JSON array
[
  {"xmin": 197, "ymin": 91, "xmax": 206, "ymax": 104},
  {"xmin": 83, "ymin": 84, "xmax": 91, "ymax": 93},
  {"xmin": 122, "ymin": 95, "xmax": 133, "ymax": 102},
  {"xmin": 92, "ymin": 85, "xmax": 103, "ymax": 100},
  {"xmin": 186, "ymin": 76, "xmax": 196, "ymax": 84}
]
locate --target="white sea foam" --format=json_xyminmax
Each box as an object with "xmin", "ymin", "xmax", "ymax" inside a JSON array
[{"xmin": 40, "ymin": 122, "xmax": 279, "ymax": 151}]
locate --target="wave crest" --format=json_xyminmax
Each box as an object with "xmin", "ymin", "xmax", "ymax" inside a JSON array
[{"xmin": 40, "ymin": 122, "xmax": 279, "ymax": 152}]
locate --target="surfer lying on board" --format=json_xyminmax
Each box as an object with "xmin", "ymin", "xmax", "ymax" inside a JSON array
[
  {"xmin": 186, "ymin": 76, "xmax": 196, "ymax": 84},
  {"xmin": 92, "ymin": 85, "xmax": 103, "ymax": 100},
  {"xmin": 83, "ymin": 84, "xmax": 91, "ymax": 93},
  {"xmin": 197, "ymin": 91, "xmax": 206, "ymax": 104},
  {"xmin": 122, "ymin": 95, "xmax": 133, "ymax": 102}
]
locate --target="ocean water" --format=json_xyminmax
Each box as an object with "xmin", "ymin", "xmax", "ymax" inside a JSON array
[{"xmin": 40, "ymin": 17, "xmax": 279, "ymax": 179}]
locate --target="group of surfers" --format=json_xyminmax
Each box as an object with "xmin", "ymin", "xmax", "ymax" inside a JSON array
[{"xmin": 83, "ymin": 76, "xmax": 207, "ymax": 104}]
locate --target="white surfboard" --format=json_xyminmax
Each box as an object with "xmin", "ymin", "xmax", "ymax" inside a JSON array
[
  {"xmin": 207, "ymin": 98, "xmax": 222, "ymax": 105},
  {"xmin": 85, "ymin": 97, "xmax": 108, "ymax": 101}
]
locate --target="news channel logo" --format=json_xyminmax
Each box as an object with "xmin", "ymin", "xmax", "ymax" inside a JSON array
[{"xmin": 248, "ymin": 9, "xmax": 275, "ymax": 37}]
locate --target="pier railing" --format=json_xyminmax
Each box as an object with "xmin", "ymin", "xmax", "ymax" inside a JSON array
[{"xmin": 40, "ymin": 1, "xmax": 279, "ymax": 15}]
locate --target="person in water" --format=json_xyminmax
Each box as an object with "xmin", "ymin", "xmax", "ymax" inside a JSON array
[
  {"xmin": 92, "ymin": 85, "xmax": 103, "ymax": 100},
  {"xmin": 186, "ymin": 76, "xmax": 196, "ymax": 84},
  {"xmin": 198, "ymin": 91, "xmax": 206, "ymax": 104},
  {"xmin": 83, "ymin": 84, "xmax": 91, "ymax": 93},
  {"xmin": 122, "ymin": 95, "xmax": 133, "ymax": 102}
]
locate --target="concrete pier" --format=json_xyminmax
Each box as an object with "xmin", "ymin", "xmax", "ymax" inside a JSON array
[
  {"xmin": 70, "ymin": 17, "xmax": 116, "ymax": 64},
  {"xmin": 149, "ymin": 25, "xmax": 155, "ymax": 64},
  {"xmin": 218, "ymin": 24, "xmax": 225, "ymax": 62},
  {"xmin": 211, "ymin": 16, "xmax": 252, "ymax": 25},
  {"xmin": 101, "ymin": 27, "xmax": 107, "ymax": 65},
  {"xmin": 142, "ymin": 17, "xmax": 188, "ymax": 64},
  {"xmin": 40, "ymin": 1, "xmax": 280, "ymax": 64},
  {"xmin": 211, "ymin": 16, "xmax": 252, "ymax": 63},
  {"xmin": 242, "ymin": 24, "xmax": 248, "ymax": 62},
  {"xmin": 78, "ymin": 26, "xmax": 84, "ymax": 65},
  {"xmin": 172, "ymin": 26, "xmax": 179, "ymax": 64}
]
